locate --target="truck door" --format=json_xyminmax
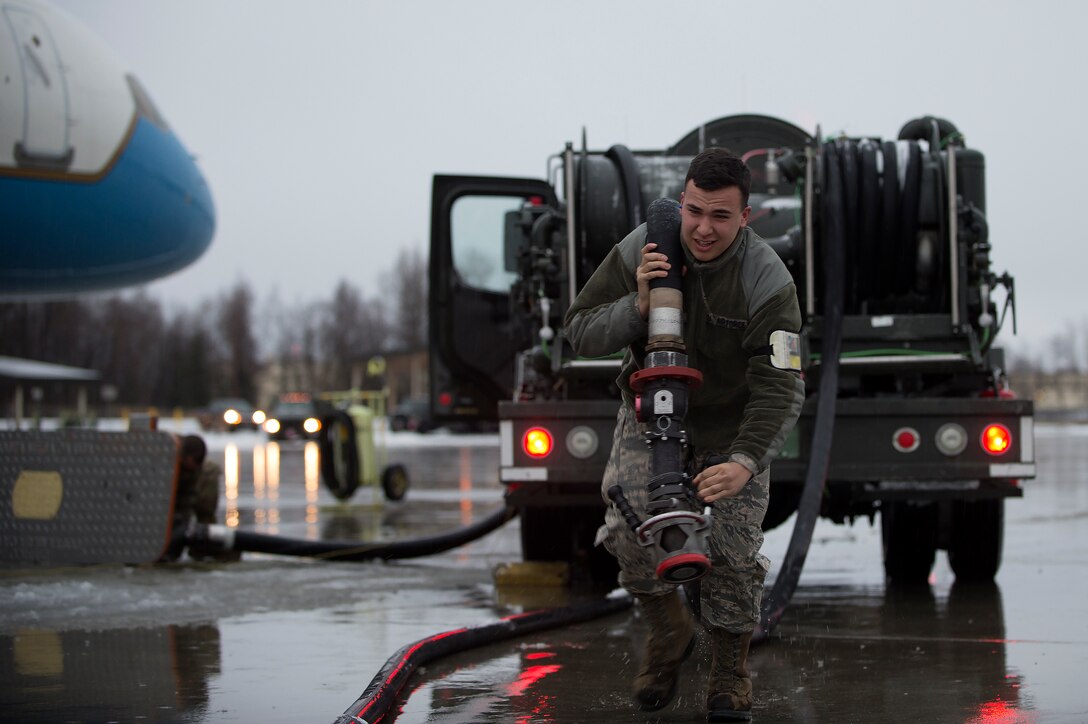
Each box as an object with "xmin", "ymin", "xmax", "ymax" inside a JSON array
[{"xmin": 429, "ymin": 175, "xmax": 559, "ymax": 426}]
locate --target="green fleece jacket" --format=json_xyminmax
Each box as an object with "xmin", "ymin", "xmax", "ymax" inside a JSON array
[{"xmin": 563, "ymin": 223, "xmax": 804, "ymax": 472}]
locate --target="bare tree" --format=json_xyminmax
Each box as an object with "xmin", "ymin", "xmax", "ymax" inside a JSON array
[
  {"xmin": 271, "ymin": 298, "xmax": 323, "ymax": 394},
  {"xmin": 158, "ymin": 307, "xmax": 215, "ymax": 408},
  {"xmin": 0, "ymin": 299, "xmax": 96, "ymax": 367},
  {"xmin": 318, "ymin": 279, "xmax": 390, "ymax": 390},
  {"xmin": 89, "ymin": 292, "xmax": 166, "ymax": 404},
  {"xmin": 386, "ymin": 247, "xmax": 428, "ymax": 351},
  {"xmin": 218, "ymin": 280, "xmax": 259, "ymax": 403},
  {"xmin": 1048, "ymin": 323, "xmax": 1079, "ymax": 374}
]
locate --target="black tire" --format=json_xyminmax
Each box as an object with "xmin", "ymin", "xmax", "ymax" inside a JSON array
[
  {"xmin": 947, "ymin": 499, "xmax": 1004, "ymax": 582},
  {"xmin": 381, "ymin": 464, "xmax": 409, "ymax": 502},
  {"xmin": 318, "ymin": 411, "xmax": 359, "ymax": 501},
  {"xmin": 881, "ymin": 501, "xmax": 938, "ymax": 584},
  {"xmin": 520, "ymin": 506, "xmax": 565, "ymax": 562},
  {"xmin": 519, "ymin": 506, "xmax": 618, "ymax": 588},
  {"xmin": 763, "ymin": 486, "xmax": 801, "ymax": 532}
]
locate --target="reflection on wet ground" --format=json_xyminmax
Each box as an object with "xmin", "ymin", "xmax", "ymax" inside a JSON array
[
  {"xmin": 219, "ymin": 439, "xmax": 504, "ymax": 540},
  {"xmin": 1, "ymin": 623, "xmax": 223, "ymax": 722},
  {"xmin": 2, "ymin": 426, "xmax": 1087, "ymax": 722}
]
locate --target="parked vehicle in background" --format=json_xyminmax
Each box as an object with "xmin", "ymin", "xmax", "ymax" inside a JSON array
[
  {"xmin": 263, "ymin": 392, "xmax": 324, "ymax": 441},
  {"xmin": 390, "ymin": 398, "xmax": 436, "ymax": 433},
  {"xmin": 198, "ymin": 398, "xmax": 265, "ymax": 432}
]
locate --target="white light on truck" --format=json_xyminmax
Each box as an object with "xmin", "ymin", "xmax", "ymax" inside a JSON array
[
  {"xmin": 935, "ymin": 423, "xmax": 968, "ymax": 456},
  {"xmin": 566, "ymin": 425, "xmax": 599, "ymax": 459}
]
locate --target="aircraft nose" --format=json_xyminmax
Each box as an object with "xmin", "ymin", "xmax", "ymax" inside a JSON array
[
  {"xmin": 116, "ymin": 117, "xmax": 217, "ymax": 273},
  {"xmin": 0, "ymin": 115, "xmax": 217, "ymax": 296}
]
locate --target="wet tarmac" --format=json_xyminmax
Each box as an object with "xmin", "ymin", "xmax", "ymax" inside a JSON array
[{"xmin": 2, "ymin": 423, "xmax": 1087, "ymax": 722}]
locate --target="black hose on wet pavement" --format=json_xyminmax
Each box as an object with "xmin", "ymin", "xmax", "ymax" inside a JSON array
[
  {"xmin": 330, "ymin": 591, "xmax": 633, "ymax": 724},
  {"xmin": 755, "ymin": 139, "xmax": 845, "ymax": 643},
  {"xmin": 192, "ymin": 504, "xmax": 517, "ymax": 562}
]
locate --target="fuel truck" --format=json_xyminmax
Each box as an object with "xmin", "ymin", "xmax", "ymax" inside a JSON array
[{"xmin": 427, "ymin": 114, "xmax": 1034, "ymax": 585}]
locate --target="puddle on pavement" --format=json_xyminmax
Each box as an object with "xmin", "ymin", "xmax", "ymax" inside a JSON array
[{"xmin": 3, "ymin": 430, "xmax": 1088, "ymax": 721}]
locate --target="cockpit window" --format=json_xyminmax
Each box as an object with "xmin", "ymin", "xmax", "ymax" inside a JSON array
[{"xmin": 126, "ymin": 74, "xmax": 168, "ymax": 130}]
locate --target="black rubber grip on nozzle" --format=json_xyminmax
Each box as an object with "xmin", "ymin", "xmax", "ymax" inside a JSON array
[
  {"xmin": 607, "ymin": 485, "xmax": 643, "ymax": 533},
  {"xmin": 646, "ymin": 197, "xmax": 683, "ymax": 291}
]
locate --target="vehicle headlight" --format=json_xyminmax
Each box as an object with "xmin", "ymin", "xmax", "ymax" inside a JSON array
[
  {"xmin": 252, "ymin": 410, "xmax": 266, "ymax": 425},
  {"xmin": 265, "ymin": 419, "xmax": 281, "ymax": 434},
  {"xmin": 223, "ymin": 409, "xmax": 242, "ymax": 425},
  {"xmin": 303, "ymin": 417, "xmax": 322, "ymax": 434}
]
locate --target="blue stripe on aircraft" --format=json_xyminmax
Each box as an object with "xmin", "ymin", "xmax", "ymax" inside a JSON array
[{"xmin": 0, "ymin": 116, "xmax": 216, "ymax": 294}]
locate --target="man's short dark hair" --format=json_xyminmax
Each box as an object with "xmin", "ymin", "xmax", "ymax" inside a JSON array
[
  {"xmin": 685, "ymin": 147, "xmax": 751, "ymax": 207},
  {"xmin": 181, "ymin": 435, "xmax": 207, "ymax": 464}
]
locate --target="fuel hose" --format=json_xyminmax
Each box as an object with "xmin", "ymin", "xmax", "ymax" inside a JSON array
[
  {"xmin": 330, "ymin": 592, "xmax": 633, "ymax": 724},
  {"xmin": 755, "ymin": 140, "xmax": 845, "ymax": 642},
  {"xmin": 193, "ymin": 504, "xmax": 516, "ymax": 562}
]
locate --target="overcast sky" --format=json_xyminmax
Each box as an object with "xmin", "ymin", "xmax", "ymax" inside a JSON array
[{"xmin": 52, "ymin": 0, "xmax": 1085, "ymax": 357}]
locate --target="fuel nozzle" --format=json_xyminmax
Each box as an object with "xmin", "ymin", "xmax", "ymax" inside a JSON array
[{"xmin": 607, "ymin": 198, "xmax": 712, "ymax": 584}]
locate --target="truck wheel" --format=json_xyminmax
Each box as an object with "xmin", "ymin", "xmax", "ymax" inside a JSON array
[
  {"xmin": 763, "ymin": 486, "xmax": 801, "ymax": 532},
  {"xmin": 519, "ymin": 506, "xmax": 617, "ymax": 587},
  {"xmin": 881, "ymin": 501, "xmax": 938, "ymax": 584},
  {"xmin": 520, "ymin": 506, "xmax": 567, "ymax": 561},
  {"xmin": 947, "ymin": 499, "xmax": 1003, "ymax": 581},
  {"xmin": 381, "ymin": 464, "xmax": 409, "ymax": 501}
]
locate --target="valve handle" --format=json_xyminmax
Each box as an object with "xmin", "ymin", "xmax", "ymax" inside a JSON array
[{"xmin": 607, "ymin": 485, "xmax": 643, "ymax": 533}]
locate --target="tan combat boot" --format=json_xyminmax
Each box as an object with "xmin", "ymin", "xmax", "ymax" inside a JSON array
[
  {"xmin": 706, "ymin": 628, "xmax": 753, "ymax": 722},
  {"xmin": 632, "ymin": 590, "xmax": 696, "ymax": 711}
]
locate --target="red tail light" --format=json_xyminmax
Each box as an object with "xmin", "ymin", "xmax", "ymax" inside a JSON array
[
  {"xmin": 523, "ymin": 427, "xmax": 554, "ymax": 458},
  {"xmin": 892, "ymin": 427, "xmax": 920, "ymax": 453},
  {"xmin": 981, "ymin": 424, "xmax": 1011, "ymax": 455}
]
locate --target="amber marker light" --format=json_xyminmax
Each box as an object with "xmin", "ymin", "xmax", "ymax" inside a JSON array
[
  {"xmin": 523, "ymin": 427, "xmax": 554, "ymax": 458},
  {"xmin": 981, "ymin": 424, "xmax": 1011, "ymax": 455}
]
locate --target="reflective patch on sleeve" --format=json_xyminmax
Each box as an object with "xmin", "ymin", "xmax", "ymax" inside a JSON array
[{"xmin": 769, "ymin": 330, "xmax": 801, "ymax": 370}]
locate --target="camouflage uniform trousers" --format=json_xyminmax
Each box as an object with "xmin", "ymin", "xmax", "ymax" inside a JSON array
[
  {"xmin": 163, "ymin": 460, "xmax": 222, "ymax": 561},
  {"xmin": 596, "ymin": 404, "xmax": 770, "ymax": 633},
  {"xmin": 175, "ymin": 460, "xmax": 222, "ymax": 526}
]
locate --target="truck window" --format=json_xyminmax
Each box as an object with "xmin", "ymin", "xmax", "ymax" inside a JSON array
[{"xmin": 450, "ymin": 195, "xmax": 522, "ymax": 293}]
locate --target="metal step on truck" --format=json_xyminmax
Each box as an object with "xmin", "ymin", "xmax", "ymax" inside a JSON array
[{"xmin": 427, "ymin": 114, "xmax": 1034, "ymax": 585}]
